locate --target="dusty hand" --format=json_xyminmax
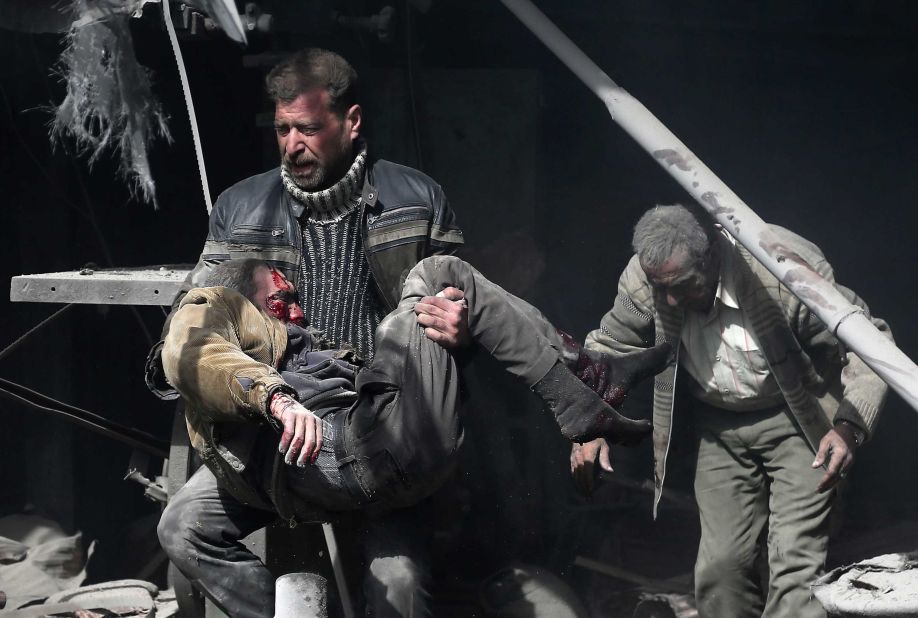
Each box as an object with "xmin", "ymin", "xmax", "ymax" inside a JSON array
[
  {"xmin": 269, "ymin": 392, "xmax": 323, "ymax": 467},
  {"xmin": 812, "ymin": 425, "xmax": 857, "ymax": 493},
  {"xmin": 414, "ymin": 286, "xmax": 470, "ymax": 349},
  {"xmin": 570, "ymin": 438, "xmax": 612, "ymax": 496}
]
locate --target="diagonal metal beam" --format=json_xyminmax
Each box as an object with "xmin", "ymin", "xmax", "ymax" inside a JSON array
[{"xmin": 499, "ymin": 0, "xmax": 918, "ymax": 412}]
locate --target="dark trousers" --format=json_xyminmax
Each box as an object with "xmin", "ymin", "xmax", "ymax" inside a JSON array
[
  {"xmin": 158, "ymin": 256, "xmax": 567, "ymax": 617},
  {"xmin": 344, "ymin": 255, "xmax": 563, "ymax": 507}
]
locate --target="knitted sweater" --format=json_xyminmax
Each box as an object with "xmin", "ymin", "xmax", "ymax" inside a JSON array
[{"xmin": 282, "ymin": 144, "xmax": 385, "ymax": 360}]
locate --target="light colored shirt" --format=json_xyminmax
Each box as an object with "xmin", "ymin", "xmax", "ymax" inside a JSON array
[{"xmin": 679, "ymin": 235, "xmax": 785, "ymax": 411}]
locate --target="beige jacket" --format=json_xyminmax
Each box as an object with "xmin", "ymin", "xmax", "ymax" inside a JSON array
[{"xmin": 162, "ymin": 286, "xmax": 307, "ymax": 519}]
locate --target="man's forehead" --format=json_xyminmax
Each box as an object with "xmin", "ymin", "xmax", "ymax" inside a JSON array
[
  {"xmin": 274, "ymin": 89, "xmax": 332, "ymax": 120},
  {"xmin": 642, "ymin": 248, "xmax": 698, "ymax": 285}
]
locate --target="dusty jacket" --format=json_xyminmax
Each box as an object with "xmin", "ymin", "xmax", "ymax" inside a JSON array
[
  {"xmin": 161, "ymin": 286, "xmax": 321, "ymax": 520},
  {"xmin": 585, "ymin": 227, "xmax": 891, "ymax": 517}
]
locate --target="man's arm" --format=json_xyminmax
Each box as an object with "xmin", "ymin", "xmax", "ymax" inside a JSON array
[
  {"xmin": 574, "ymin": 257, "xmax": 658, "ymax": 495},
  {"xmin": 162, "ymin": 290, "xmax": 324, "ymax": 464},
  {"xmin": 415, "ymin": 184, "xmax": 469, "ymax": 349},
  {"xmin": 782, "ymin": 236, "xmax": 892, "ymax": 491},
  {"xmin": 162, "ymin": 292, "xmax": 293, "ymax": 423}
]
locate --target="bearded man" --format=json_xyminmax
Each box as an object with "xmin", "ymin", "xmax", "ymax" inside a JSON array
[{"xmin": 146, "ymin": 48, "xmax": 468, "ymax": 617}]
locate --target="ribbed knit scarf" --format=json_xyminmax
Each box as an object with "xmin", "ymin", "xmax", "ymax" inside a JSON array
[{"xmin": 281, "ymin": 142, "xmax": 367, "ymax": 222}]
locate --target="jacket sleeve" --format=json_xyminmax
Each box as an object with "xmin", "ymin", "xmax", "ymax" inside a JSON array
[
  {"xmin": 790, "ymin": 249, "xmax": 892, "ymax": 440},
  {"xmin": 427, "ymin": 184, "xmax": 464, "ymax": 256},
  {"xmin": 585, "ymin": 255, "xmax": 658, "ymax": 355},
  {"xmin": 162, "ymin": 292, "xmax": 294, "ymax": 424},
  {"xmin": 145, "ymin": 197, "xmax": 233, "ymax": 400}
]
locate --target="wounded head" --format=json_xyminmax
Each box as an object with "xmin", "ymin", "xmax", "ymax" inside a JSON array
[{"xmin": 205, "ymin": 259, "xmax": 305, "ymax": 325}]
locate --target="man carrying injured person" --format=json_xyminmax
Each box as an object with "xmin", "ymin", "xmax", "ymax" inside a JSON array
[{"xmin": 157, "ymin": 255, "xmax": 671, "ymax": 618}]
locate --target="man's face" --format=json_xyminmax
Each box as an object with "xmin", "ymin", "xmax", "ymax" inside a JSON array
[
  {"xmin": 253, "ymin": 267, "xmax": 306, "ymax": 325},
  {"xmin": 641, "ymin": 247, "xmax": 718, "ymax": 313},
  {"xmin": 274, "ymin": 88, "xmax": 361, "ymax": 192}
]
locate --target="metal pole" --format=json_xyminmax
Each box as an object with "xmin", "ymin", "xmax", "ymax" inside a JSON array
[{"xmin": 499, "ymin": 0, "xmax": 918, "ymax": 413}]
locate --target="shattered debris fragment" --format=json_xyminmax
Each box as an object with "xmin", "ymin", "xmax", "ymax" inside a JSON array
[{"xmin": 50, "ymin": 0, "xmax": 171, "ymax": 208}]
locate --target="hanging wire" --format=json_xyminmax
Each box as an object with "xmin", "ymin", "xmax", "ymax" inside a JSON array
[
  {"xmin": 403, "ymin": 0, "xmax": 425, "ymax": 171},
  {"xmin": 0, "ymin": 304, "xmax": 74, "ymax": 364},
  {"xmin": 162, "ymin": 0, "xmax": 213, "ymax": 213}
]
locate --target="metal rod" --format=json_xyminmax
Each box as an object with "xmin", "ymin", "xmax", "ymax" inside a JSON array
[
  {"xmin": 321, "ymin": 523, "xmax": 356, "ymax": 618},
  {"xmin": 499, "ymin": 0, "xmax": 918, "ymax": 412}
]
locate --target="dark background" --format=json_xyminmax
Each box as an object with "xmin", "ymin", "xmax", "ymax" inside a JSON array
[{"xmin": 2, "ymin": 0, "xmax": 918, "ymax": 613}]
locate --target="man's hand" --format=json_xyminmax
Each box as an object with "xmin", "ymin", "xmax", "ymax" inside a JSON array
[
  {"xmin": 269, "ymin": 393, "xmax": 322, "ymax": 467},
  {"xmin": 414, "ymin": 286, "xmax": 470, "ymax": 349},
  {"xmin": 812, "ymin": 424, "xmax": 859, "ymax": 493},
  {"xmin": 570, "ymin": 438, "xmax": 612, "ymax": 496}
]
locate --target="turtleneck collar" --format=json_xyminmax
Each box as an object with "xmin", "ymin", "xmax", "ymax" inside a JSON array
[{"xmin": 281, "ymin": 140, "xmax": 368, "ymax": 222}]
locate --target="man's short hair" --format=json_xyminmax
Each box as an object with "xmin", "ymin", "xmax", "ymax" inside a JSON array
[
  {"xmin": 265, "ymin": 48, "xmax": 359, "ymax": 116},
  {"xmin": 204, "ymin": 259, "xmax": 271, "ymax": 302},
  {"xmin": 632, "ymin": 203, "xmax": 718, "ymax": 269}
]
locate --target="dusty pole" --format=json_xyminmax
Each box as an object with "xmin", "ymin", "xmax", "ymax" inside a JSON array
[{"xmin": 499, "ymin": 0, "xmax": 918, "ymax": 412}]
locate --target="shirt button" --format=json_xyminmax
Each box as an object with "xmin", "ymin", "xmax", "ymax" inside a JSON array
[
  {"xmin": 722, "ymin": 388, "xmax": 729, "ymax": 393},
  {"xmin": 715, "ymin": 355, "xmax": 721, "ymax": 361}
]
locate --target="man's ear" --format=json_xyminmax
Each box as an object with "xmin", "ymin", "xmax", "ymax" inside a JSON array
[{"xmin": 346, "ymin": 104, "xmax": 362, "ymax": 140}]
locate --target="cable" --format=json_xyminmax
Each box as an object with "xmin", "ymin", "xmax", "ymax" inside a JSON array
[
  {"xmin": 403, "ymin": 0, "xmax": 424, "ymax": 171},
  {"xmin": 162, "ymin": 0, "xmax": 213, "ymax": 214},
  {"xmin": 0, "ymin": 304, "xmax": 74, "ymax": 364},
  {"xmin": 0, "ymin": 377, "xmax": 170, "ymax": 459}
]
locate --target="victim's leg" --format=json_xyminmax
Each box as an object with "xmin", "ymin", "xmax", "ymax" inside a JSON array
[
  {"xmin": 346, "ymin": 255, "xmax": 659, "ymax": 505},
  {"xmin": 397, "ymin": 256, "xmax": 661, "ymax": 444}
]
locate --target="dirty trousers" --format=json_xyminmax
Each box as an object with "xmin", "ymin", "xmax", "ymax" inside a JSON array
[
  {"xmin": 692, "ymin": 402, "xmax": 834, "ymax": 618},
  {"xmin": 159, "ymin": 256, "xmax": 567, "ymax": 618}
]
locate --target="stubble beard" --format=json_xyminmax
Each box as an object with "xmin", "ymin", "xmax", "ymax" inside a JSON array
[
  {"xmin": 282, "ymin": 137, "xmax": 354, "ymax": 192},
  {"xmin": 283, "ymin": 155, "xmax": 328, "ymax": 192}
]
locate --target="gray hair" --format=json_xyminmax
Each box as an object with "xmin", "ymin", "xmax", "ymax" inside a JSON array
[
  {"xmin": 632, "ymin": 203, "xmax": 718, "ymax": 268},
  {"xmin": 204, "ymin": 259, "xmax": 271, "ymax": 302},
  {"xmin": 265, "ymin": 48, "xmax": 359, "ymax": 116}
]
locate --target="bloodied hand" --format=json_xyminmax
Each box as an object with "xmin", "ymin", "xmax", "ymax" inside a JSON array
[{"xmin": 269, "ymin": 392, "xmax": 322, "ymax": 466}]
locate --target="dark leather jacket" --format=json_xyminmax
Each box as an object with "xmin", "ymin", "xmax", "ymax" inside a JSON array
[
  {"xmin": 146, "ymin": 157, "xmax": 464, "ymax": 400},
  {"xmin": 186, "ymin": 157, "xmax": 464, "ymax": 311}
]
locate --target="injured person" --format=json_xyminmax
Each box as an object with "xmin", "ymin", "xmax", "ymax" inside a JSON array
[{"xmin": 157, "ymin": 255, "xmax": 670, "ymax": 617}]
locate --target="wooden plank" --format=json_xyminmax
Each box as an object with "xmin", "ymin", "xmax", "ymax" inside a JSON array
[{"xmin": 10, "ymin": 266, "xmax": 192, "ymax": 306}]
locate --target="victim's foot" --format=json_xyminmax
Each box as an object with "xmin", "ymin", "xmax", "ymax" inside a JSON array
[{"xmin": 532, "ymin": 363, "xmax": 653, "ymax": 445}]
